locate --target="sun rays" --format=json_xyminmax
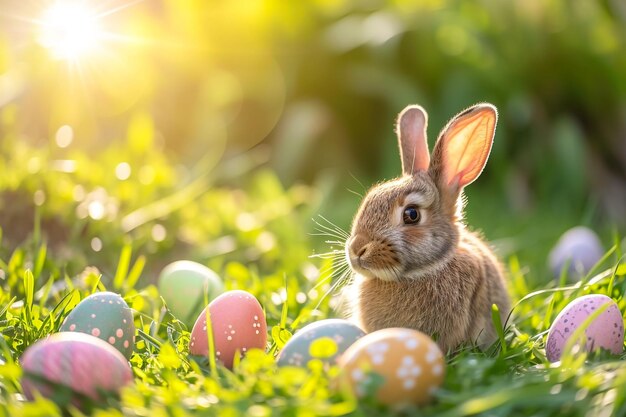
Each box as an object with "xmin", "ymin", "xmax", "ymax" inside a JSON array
[
  {"xmin": 0, "ymin": 0, "xmax": 153, "ymax": 88},
  {"xmin": 29, "ymin": 1, "xmax": 147, "ymax": 63},
  {"xmin": 38, "ymin": 2, "xmax": 103, "ymax": 61}
]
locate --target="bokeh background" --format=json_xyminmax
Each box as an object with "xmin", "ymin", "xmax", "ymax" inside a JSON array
[{"xmin": 1, "ymin": 0, "xmax": 625, "ymax": 287}]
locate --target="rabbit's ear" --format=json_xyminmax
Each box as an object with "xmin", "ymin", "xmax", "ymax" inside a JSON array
[
  {"xmin": 431, "ymin": 104, "xmax": 497, "ymax": 190},
  {"xmin": 396, "ymin": 105, "xmax": 430, "ymax": 176}
]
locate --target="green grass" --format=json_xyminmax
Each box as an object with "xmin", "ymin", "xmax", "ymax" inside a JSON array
[{"xmin": 2, "ymin": 139, "xmax": 626, "ymax": 417}]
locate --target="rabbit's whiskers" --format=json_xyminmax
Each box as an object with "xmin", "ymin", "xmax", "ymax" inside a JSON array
[{"xmin": 309, "ymin": 215, "xmax": 354, "ymax": 310}]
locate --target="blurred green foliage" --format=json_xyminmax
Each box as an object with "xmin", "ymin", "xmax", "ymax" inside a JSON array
[
  {"xmin": 0, "ymin": 134, "xmax": 319, "ymax": 287},
  {"xmin": 2, "ymin": 0, "xmax": 626, "ymax": 282}
]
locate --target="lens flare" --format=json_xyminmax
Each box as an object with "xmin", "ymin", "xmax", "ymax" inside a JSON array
[{"xmin": 38, "ymin": 2, "xmax": 102, "ymax": 61}]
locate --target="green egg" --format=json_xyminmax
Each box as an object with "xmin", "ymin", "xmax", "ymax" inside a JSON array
[
  {"xmin": 158, "ymin": 260, "xmax": 224, "ymax": 326},
  {"xmin": 60, "ymin": 292, "xmax": 135, "ymax": 359}
]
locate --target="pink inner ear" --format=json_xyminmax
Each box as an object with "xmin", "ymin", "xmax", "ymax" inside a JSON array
[
  {"xmin": 442, "ymin": 106, "xmax": 496, "ymax": 188},
  {"xmin": 398, "ymin": 106, "xmax": 430, "ymax": 175}
]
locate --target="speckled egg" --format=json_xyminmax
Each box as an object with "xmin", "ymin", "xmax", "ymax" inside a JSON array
[
  {"xmin": 549, "ymin": 226, "xmax": 604, "ymax": 279},
  {"xmin": 21, "ymin": 332, "xmax": 133, "ymax": 406},
  {"xmin": 60, "ymin": 291, "xmax": 135, "ymax": 359},
  {"xmin": 546, "ymin": 294, "xmax": 623, "ymax": 362},
  {"xmin": 277, "ymin": 319, "xmax": 365, "ymax": 368},
  {"xmin": 339, "ymin": 328, "xmax": 445, "ymax": 406},
  {"xmin": 158, "ymin": 260, "xmax": 224, "ymax": 325},
  {"xmin": 189, "ymin": 290, "xmax": 267, "ymax": 369}
]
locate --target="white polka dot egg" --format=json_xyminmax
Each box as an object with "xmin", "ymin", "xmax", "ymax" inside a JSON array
[
  {"xmin": 189, "ymin": 290, "xmax": 267, "ymax": 369},
  {"xmin": 339, "ymin": 328, "xmax": 445, "ymax": 406},
  {"xmin": 60, "ymin": 292, "xmax": 135, "ymax": 359},
  {"xmin": 546, "ymin": 294, "xmax": 624, "ymax": 362}
]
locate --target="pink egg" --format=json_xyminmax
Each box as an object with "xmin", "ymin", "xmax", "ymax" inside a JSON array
[
  {"xmin": 546, "ymin": 294, "xmax": 624, "ymax": 362},
  {"xmin": 21, "ymin": 332, "xmax": 133, "ymax": 406},
  {"xmin": 189, "ymin": 290, "xmax": 267, "ymax": 369}
]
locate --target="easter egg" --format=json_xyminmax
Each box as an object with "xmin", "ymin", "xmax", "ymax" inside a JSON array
[
  {"xmin": 158, "ymin": 260, "xmax": 224, "ymax": 325},
  {"xmin": 21, "ymin": 332, "xmax": 133, "ymax": 406},
  {"xmin": 189, "ymin": 290, "xmax": 267, "ymax": 369},
  {"xmin": 277, "ymin": 319, "xmax": 365, "ymax": 368},
  {"xmin": 339, "ymin": 328, "xmax": 445, "ymax": 406},
  {"xmin": 546, "ymin": 294, "xmax": 623, "ymax": 362},
  {"xmin": 549, "ymin": 226, "xmax": 604, "ymax": 279},
  {"xmin": 60, "ymin": 291, "xmax": 135, "ymax": 359}
]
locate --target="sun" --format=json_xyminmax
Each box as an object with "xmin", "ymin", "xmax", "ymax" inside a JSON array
[{"xmin": 38, "ymin": 2, "xmax": 102, "ymax": 61}]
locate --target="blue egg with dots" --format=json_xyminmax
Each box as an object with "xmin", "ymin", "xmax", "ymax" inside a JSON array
[{"xmin": 277, "ymin": 319, "xmax": 365, "ymax": 368}]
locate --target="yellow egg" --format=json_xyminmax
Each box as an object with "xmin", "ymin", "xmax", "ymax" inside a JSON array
[{"xmin": 339, "ymin": 328, "xmax": 445, "ymax": 406}]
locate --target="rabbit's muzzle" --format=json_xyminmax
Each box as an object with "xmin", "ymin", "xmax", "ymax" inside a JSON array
[{"xmin": 346, "ymin": 234, "xmax": 400, "ymax": 281}]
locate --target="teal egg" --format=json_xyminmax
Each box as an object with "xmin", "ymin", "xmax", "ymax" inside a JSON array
[
  {"xmin": 60, "ymin": 292, "xmax": 135, "ymax": 359},
  {"xmin": 277, "ymin": 319, "xmax": 365, "ymax": 367},
  {"xmin": 158, "ymin": 260, "xmax": 224, "ymax": 326}
]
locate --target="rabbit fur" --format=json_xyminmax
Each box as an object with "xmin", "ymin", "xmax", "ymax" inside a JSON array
[{"xmin": 344, "ymin": 103, "xmax": 510, "ymax": 353}]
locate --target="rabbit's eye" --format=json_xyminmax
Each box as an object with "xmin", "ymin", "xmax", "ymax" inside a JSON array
[{"xmin": 403, "ymin": 205, "xmax": 421, "ymax": 224}]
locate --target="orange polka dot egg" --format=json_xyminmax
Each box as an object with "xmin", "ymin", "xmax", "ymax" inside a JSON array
[
  {"xmin": 60, "ymin": 292, "xmax": 135, "ymax": 359},
  {"xmin": 339, "ymin": 328, "xmax": 445, "ymax": 406}
]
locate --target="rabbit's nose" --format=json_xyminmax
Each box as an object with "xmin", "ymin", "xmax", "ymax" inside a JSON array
[
  {"xmin": 356, "ymin": 245, "xmax": 368, "ymax": 258},
  {"xmin": 349, "ymin": 235, "xmax": 370, "ymax": 259}
]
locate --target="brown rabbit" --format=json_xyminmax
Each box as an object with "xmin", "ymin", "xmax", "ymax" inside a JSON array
[{"xmin": 345, "ymin": 103, "xmax": 510, "ymax": 353}]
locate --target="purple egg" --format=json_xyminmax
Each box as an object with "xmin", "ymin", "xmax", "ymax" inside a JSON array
[
  {"xmin": 549, "ymin": 226, "xmax": 604, "ymax": 279},
  {"xmin": 546, "ymin": 294, "xmax": 624, "ymax": 362},
  {"xmin": 21, "ymin": 332, "xmax": 133, "ymax": 407}
]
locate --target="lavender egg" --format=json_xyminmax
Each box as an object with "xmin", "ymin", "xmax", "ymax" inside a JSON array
[
  {"xmin": 546, "ymin": 294, "xmax": 624, "ymax": 362},
  {"xmin": 549, "ymin": 226, "xmax": 604, "ymax": 279}
]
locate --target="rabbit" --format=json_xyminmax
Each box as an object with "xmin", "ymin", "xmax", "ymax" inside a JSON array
[{"xmin": 344, "ymin": 103, "xmax": 510, "ymax": 353}]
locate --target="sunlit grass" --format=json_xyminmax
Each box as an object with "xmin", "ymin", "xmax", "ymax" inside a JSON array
[{"xmin": 1, "ymin": 136, "xmax": 626, "ymax": 416}]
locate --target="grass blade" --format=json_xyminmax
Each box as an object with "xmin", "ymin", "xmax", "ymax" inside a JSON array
[
  {"xmin": 37, "ymin": 289, "xmax": 78, "ymax": 337},
  {"xmin": 0, "ymin": 296, "xmax": 17, "ymax": 319},
  {"xmin": 607, "ymin": 255, "xmax": 625, "ymax": 297},
  {"xmin": 33, "ymin": 244, "xmax": 47, "ymax": 285},
  {"xmin": 491, "ymin": 304, "xmax": 506, "ymax": 355},
  {"xmin": 113, "ymin": 243, "xmax": 132, "ymax": 290},
  {"xmin": 126, "ymin": 255, "xmax": 146, "ymax": 290},
  {"xmin": 22, "ymin": 269, "xmax": 34, "ymax": 327}
]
